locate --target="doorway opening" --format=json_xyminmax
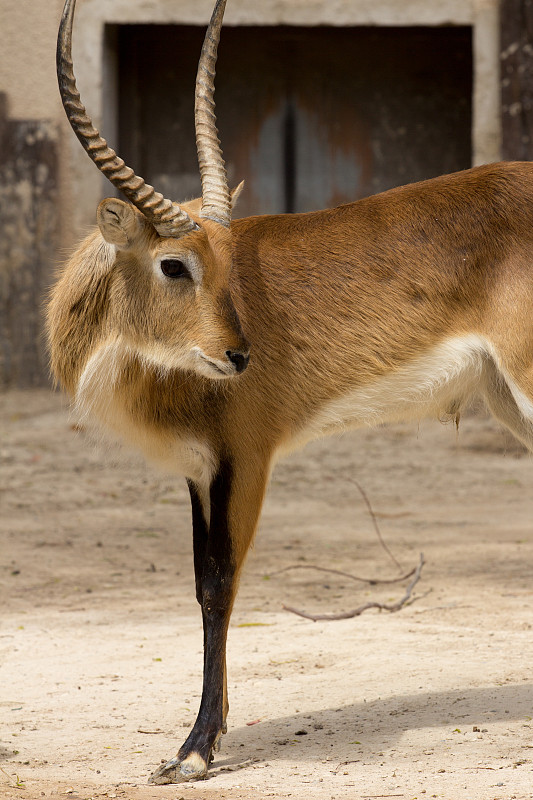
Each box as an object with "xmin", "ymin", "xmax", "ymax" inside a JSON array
[{"xmin": 115, "ymin": 24, "xmax": 473, "ymax": 217}]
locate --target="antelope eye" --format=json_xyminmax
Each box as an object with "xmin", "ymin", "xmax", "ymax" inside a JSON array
[{"xmin": 160, "ymin": 258, "xmax": 189, "ymax": 279}]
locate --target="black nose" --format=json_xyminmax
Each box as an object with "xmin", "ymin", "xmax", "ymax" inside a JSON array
[{"xmin": 226, "ymin": 350, "xmax": 250, "ymax": 374}]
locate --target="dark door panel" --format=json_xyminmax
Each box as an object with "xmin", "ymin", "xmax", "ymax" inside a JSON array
[{"xmin": 117, "ymin": 25, "xmax": 472, "ymax": 218}]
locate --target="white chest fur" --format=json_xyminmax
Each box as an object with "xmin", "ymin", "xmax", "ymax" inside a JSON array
[{"xmin": 75, "ymin": 338, "xmax": 215, "ymax": 486}]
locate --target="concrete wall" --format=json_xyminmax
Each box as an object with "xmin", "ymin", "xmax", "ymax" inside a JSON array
[
  {"xmin": 0, "ymin": 95, "xmax": 59, "ymax": 387},
  {"xmin": 0, "ymin": 0, "xmax": 64, "ymax": 387},
  {"xmin": 0, "ymin": 0, "xmax": 63, "ymax": 120},
  {"xmin": 0, "ymin": 0, "xmax": 68, "ymax": 232}
]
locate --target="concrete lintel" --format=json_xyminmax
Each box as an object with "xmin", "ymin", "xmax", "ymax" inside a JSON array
[{"xmin": 81, "ymin": 0, "xmax": 475, "ymax": 27}]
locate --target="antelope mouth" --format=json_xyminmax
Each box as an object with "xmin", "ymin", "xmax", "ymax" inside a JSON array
[
  {"xmin": 192, "ymin": 347, "xmax": 236, "ymax": 379},
  {"xmin": 202, "ymin": 357, "xmax": 232, "ymax": 376}
]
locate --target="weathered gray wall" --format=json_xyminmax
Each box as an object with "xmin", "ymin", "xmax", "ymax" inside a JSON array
[
  {"xmin": 0, "ymin": 0, "xmax": 64, "ymax": 387},
  {"xmin": 0, "ymin": 94, "xmax": 59, "ymax": 388},
  {"xmin": 501, "ymin": 0, "xmax": 533, "ymax": 159}
]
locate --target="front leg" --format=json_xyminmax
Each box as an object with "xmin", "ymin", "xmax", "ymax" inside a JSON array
[
  {"xmin": 149, "ymin": 454, "xmax": 268, "ymax": 783},
  {"xmin": 188, "ymin": 477, "xmax": 229, "ymax": 747}
]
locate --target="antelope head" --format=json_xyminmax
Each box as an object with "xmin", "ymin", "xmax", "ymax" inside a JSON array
[{"xmin": 55, "ymin": 0, "xmax": 249, "ymax": 381}]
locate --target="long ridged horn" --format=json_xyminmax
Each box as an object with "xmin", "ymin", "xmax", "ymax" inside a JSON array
[
  {"xmin": 57, "ymin": 0, "xmax": 198, "ymax": 238},
  {"xmin": 196, "ymin": 0, "xmax": 231, "ymax": 227}
]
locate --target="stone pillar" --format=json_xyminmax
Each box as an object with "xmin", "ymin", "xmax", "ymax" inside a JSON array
[{"xmin": 501, "ymin": 0, "xmax": 533, "ymax": 159}]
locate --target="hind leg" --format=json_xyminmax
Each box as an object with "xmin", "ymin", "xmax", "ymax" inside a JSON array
[{"xmin": 481, "ymin": 358, "xmax": 533, "ymax": 452}]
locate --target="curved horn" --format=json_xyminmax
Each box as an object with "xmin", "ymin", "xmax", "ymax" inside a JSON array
[
  {"xmin": 196, "ymin": 0, "xmax": 232, "ymax": 227},
  {"xmin": 57, "ymin": 0, "xmax": 198, "ymax": 238}
]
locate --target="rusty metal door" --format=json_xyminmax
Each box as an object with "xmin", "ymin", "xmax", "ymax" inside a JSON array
[{"xmin": 118, "ymin": 25, "xmax": 472, "ymax": 218}]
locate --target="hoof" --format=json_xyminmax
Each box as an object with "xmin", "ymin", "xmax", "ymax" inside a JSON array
[{"xmin": 148, "ymin": 752, "xmax": 208, "ymax": 784}]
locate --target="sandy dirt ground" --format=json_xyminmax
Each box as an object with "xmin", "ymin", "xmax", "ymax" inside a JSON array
[{"xmin": 1, "ymin": 388, "xmax": 533, "ymax": 800}]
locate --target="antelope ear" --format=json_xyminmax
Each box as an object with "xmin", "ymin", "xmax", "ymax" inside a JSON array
[
  {"xmin": 97, "ymin": 198, "xmax": 145, "ymax": 248},
  {"xmin": 230, "ymin": 181, "xmax": 245, "ymax": 210}
]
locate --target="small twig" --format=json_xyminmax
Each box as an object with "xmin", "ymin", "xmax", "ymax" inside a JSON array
[
  {"xmin": 0, "ymin": 766, "xmax": 25, "ymax": 790},
  {"xmin": 349, "ymin": 478, "xmax": 402, "ymax": 570},
  {"xmin": 283, "ymin": 553, "xmax": 425, "ymax": 621},
  {"xmin": 267, "ymin": 479, "xmax": 406, "ymax": 594},
  {"xmin": 267, "ymin": 563, "xmax": 416, "ymax": 586},
  {"xmin": 137, "ymin": 728, "xmax": 164, "ymax": 734},
  {"xmin": 333, "ymin": 759, "xmax": 360, "ymax": 773}
]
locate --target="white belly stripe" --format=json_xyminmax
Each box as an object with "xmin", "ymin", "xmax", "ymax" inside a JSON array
[{"xmin": 287, "ymin": 335, "xmax": 495, "ymax": 452}]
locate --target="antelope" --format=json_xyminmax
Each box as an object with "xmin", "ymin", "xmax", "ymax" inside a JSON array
[{"xmin": 49, "ymin": 0, "xmax": 533, "ymax": 785}]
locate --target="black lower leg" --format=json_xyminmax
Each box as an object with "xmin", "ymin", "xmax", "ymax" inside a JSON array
[
  {"xmin": 179, "ymin": 459, "xmax": 235, "ymax": 765},
  {"xmin": 187, "ymin": 479, "xmax": 208, "ymax": 606}
]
